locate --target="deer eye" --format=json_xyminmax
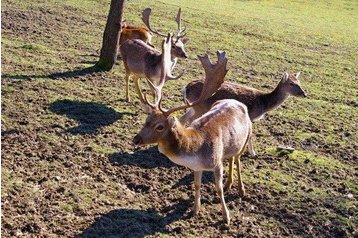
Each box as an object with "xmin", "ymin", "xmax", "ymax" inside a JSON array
[{"xmin": 155, "ymin": 124, "xmax": 164, "ymax": 131}]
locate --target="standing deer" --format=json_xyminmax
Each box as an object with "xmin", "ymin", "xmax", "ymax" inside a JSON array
[
  {"xmin": 119, "ymin": 8, "xmax": 189, "ymax": 102},
  {"xmin": 133, "ymin": 47, "xmax": 252, "ymax": 224},
  {"xmin": 180, "ymin": 72, "xmax": 306, "ymax": 156}
]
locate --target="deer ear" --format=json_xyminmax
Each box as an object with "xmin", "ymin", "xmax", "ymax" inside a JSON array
[
  {"xmin": 140, "ymin": 103, "xmax": 153, "ymax": 114},
  {"xmin": 295, "ymin": 72, "xmax": 301, "ymax": 79},
  {"xmin": 282, "ymin": 72, "xmax": 289, "ymax": 82},
  {"xmin": 181, "ymin": 37, "xmax": 190, "ymax": 44}
]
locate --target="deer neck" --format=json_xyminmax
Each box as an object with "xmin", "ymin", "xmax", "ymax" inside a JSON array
[
  {"xmin": 261, "ymin": 83, "xmax": 289, "ymax": 113},
  {"xmin": 157, "ymin": 119, "xmax": 204, "ymax": 160}
]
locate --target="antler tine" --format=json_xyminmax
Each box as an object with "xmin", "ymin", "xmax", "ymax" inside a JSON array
[
  {"xmin": 163, "ymin": 51, "xmax": 228, "ymax": 117},
  {"xmin": 175, "ymin": 8, "xmax": 186, "ymax": 39},
  {"xmin": 198, "ymin": 54, "xmax": 214, "ymax": 74},
  {"xmin": 142, "ymin": 8, "xmax": 167, "ymax": 37},
  {"xmin": 216, "ymin": 51, "xmax": 227, "ymax": 64},
  {"xmin": 137, "ymin": 79, "xmax": 157, "ymax": 110}
]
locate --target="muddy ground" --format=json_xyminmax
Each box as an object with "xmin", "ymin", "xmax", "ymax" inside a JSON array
[{"xmin": 1, "ymin": 0, "xmax": 357, "ymax": 237}]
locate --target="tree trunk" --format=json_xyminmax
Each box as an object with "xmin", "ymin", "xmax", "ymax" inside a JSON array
[{"xmin": 96, "ymin": 0, "xmax": 125, "ymax": 71}]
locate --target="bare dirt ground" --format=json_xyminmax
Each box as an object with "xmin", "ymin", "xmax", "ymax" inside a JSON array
[{"xmin": 1, "ymin": 0, "xmax": 357, "ymax": 237}]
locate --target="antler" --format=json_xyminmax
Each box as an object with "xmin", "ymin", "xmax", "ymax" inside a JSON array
[
  {"xmin": 142, "ymin": 8, "xmax": 167, "ymax": 37},
  {"xmin": 162, "ymin": 51, "xmax": 228, "ymax": 117},
  {"xmin": 175, "ymin": 8, "xmax": 186, "ymax": 39},
  {"xmin": 139, "ymin": 34, "xmax": 173, "ymax": 111}
]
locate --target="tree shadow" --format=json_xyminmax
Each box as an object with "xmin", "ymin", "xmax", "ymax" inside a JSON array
[
  {"xmin": 109, "ymin": 147, "xmax": 174, "ymax": 169},
  {"xmin": 2, "ymin": 65, "xmax": 103, "ymax": 80},
  {"xmin": 76, "ymin": 201, "xmax": 192, "ymax": 237},
  {"xmin": 49, "ymin": 99, "xmax": 131, "ymax": 135}
]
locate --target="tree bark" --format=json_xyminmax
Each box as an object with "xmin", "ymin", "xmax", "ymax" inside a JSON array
[{"xmin": 96, "ymin": 0, "xmax": 125, "ymax": 71}]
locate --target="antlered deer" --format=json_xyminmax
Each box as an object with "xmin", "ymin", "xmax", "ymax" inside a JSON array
[
  {"xmin": 120, "ymin": 8, "xmax": 189, "ymax": 102},
  {"xmin": 133, "ymin": 46, "xmax": 252, "ymax": 224},
  {"xmin": 181, "ymin": 72, "xmax": 306, "ymax": 156}
]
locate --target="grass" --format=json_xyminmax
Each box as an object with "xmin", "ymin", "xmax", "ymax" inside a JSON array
[{"xmin": 2, "ymin": 0, "xmax": 357, "ymax": 237}]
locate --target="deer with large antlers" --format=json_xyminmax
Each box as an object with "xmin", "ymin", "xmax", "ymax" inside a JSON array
[
  {"xmin": 119, "ymin": 8, "xmax": 189, "ymax": 102},
  {"xmin": 133, "ymin": 42, "xmax": 252, "ymax": 224},
  {"xmin": 181, "ymin": 72, "xmax": 306, "ymax": 156}
]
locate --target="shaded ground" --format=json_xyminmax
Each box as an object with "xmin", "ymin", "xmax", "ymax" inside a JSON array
[{"xmin": 1, "ymin": 0, "xmax": 357, "ymax": 237}]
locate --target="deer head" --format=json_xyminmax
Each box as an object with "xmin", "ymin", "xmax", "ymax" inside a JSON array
[
  {"xmin": 133, "ymin": 50, "xmax": 228, "ymax": 146},
  {"xmin": 142, "ymin": 8, "xmax": 190, "ymax": 59},
  {"xmin": 280, "ymin": 72, "xmax": 306, "ymax": 97}
]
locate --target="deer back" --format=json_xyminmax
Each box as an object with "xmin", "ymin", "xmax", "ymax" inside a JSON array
[
  {"xmin": 120, "ymin": 39, "xmax": 162, "ymax": 79},
  {"xmin": 155, "ymin": 99, "xmax": 251, "ymax": 171},
  {"xmin": 184, "ymin": 81, "xmax": 263, "ymax": 120},
  {"xmin": 119, "ymin": 26, "xmax": 152, "ymax": 45}
]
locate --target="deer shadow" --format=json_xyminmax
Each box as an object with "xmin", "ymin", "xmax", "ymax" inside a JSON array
[
  {"xmin": 109, "ymin": 147, "xmax": 174, "ymax": 169},
  {"xmin": 2, "ymin": 65, "xmax": 102, "ymax": 81},
  {"xmin": 49, "ymin": 99, "xmax": 132, "ymax": 135},
  {"xmin": 76, "ymin": 201, "xmax": 192, "ymax": 238}
]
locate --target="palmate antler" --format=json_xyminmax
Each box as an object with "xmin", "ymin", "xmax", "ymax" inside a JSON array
[
  {"xmin": 175, "ymin": 8, "xmax": 186, "ymax": 40},
  {"xmin": 162, "ymin": 51, "xmax": 228, "ymax": 116},
  {"xmin": 141, "ymin": 8, "xmax": 167, "ymax": 37},
  {"xmin": 137, "ymin": 33, "xmax": 172, "ymax": 109},
  {"xmin": 139, "ymin": 49, "xmax": 228, "ymax": 117},
  {"xmin": 142, "ymin": 8, "xmax": 187, "ymax": 41}
]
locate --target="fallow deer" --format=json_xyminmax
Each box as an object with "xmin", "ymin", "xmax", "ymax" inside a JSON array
[
  {"xmin": 120, "ymin": 8, "xmax": 189, "ymax": 102},
  {"xmin": 120, "ymin": 33, "xmax": 182, "ymax": 102},
  {"xmin": 133, "ymin": 47, "xmax": 252, "ymax": 224},
  {"xmin": 181, "ymin": 72, "xmax": 307, "ymax": 156}
]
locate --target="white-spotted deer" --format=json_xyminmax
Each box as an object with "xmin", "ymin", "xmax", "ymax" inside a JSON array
[
  {"xmin": 181, "ymin": 72, "xmax": 306, "ymax": 156},
  {"xmin": 133, "ymin": 47, "xmax": 252, "ymax": 224},
  {"xmin": 120, "ymin": 8, "xmax": 189, "ymax": 102}
]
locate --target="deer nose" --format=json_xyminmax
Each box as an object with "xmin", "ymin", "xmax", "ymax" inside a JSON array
[{"xmin": 133, "ymin": 135, "xmax": 143, "ymax": 145}]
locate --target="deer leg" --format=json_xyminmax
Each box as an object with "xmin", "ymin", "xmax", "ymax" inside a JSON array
[
  {"xmin": 247, "ymin": 135, "xmax": 257, "ymax": 158},
  {"xmin": 235, "ymin": 154, "xmax": 245, "ymax": 197},
  {"xmin": 133, "ymin": 75, "xmax": 145, "ymax": 103},
  {"xmin": 193, "ymin": 171, "xmax": 202, "ymax": 216},
  {"xmin": 125, "ymin": 73, "xmax": 131, "ymax": 102},
  {"xmin": 214, "ymin": 167, "xmax": 230, "ymax": 225},
  {"xmin": 123, "ymin": 63, "xmax": 131, "ymax": 102},
  {"xmin": 224, "ymin": 157, "xmax": 235, "ymax": 191}
]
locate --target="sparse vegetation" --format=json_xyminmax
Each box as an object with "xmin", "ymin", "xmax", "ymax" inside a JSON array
[{"xmin": 2, "ymin": 0, "xmax": 357, "ymax": 237}]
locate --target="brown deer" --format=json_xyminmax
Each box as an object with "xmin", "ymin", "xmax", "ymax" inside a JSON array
[
  {"xmin": 180, "ymin": 72, "xmax": 306, "ymax": 156},
  {"xmin": 133, "ymin": 47, "xmax": 252, "ymax": 225},
  {"xmin": 118, "ymin": 22, "xmax": 153, "ymax": 47},
  {"xmin": 120, "ymin": 8, "xmax": 189, "ymax": 102}
]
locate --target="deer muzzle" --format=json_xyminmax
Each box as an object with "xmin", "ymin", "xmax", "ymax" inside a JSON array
[{"xmin": 133, "ymin": 135, "xmax": 143, "ymax": 145}]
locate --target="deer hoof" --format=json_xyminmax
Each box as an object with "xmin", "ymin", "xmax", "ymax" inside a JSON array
[
  {"xmin": 224, "ymin": 181, "xmax": 232, "ymax": 191},
  {"xmin": 224, "ymin": 214, "xmax": 230, "ymax": 225},
  {"xmin": 238, "ymin": 188, "xmax": 246, "ymax": 197},
  {"xmin": 193, "ymin": 207, "xmax": 200, "ymax": 216}
]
